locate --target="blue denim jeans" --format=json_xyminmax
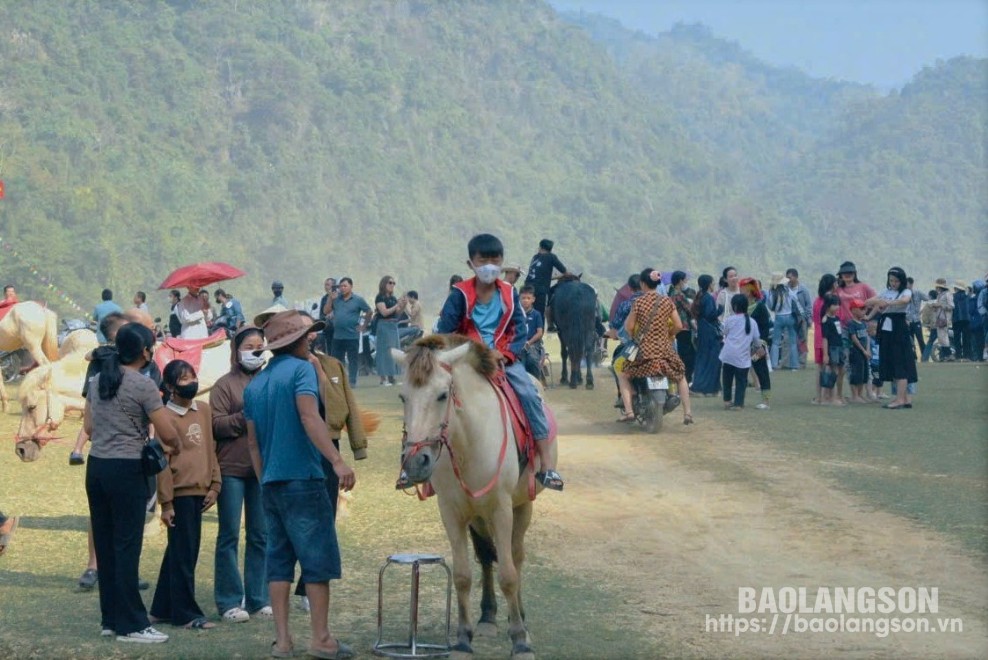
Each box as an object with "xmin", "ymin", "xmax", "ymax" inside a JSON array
[
  {"xmin": 770, "ymin": 313, "xmax": 799, "ymax": 369},
  {"xmin": 214, "ymin": 474, "xmax": 268, "ymax": 615},
  {"xmin": 505, "ymin": 360, "xmax": 549, "ymax": 441}
]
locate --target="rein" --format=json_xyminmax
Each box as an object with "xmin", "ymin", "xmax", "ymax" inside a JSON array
[
  {"xmin": 399, "ymin": 363, "xmax": 511, "ymax": 500},
  {"xmin": 14, "ymin": 385, "xmax": 62, "ymax": 446}
]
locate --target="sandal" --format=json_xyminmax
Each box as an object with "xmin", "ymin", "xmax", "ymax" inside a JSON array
[
  {"xmin": 271, "ymin": 640, "xmax": 295, "ymax": 658},
  {"xmin": 183, "ymin": 617, "xmax": 216, "ymax": 630},
  {"xmin": 616, "ymin": 410, "xmax": 635, "ymax": 423},
  {"xmin": 307, "ymin": 640, "xmax": 353, "ymax": 659},
  {"xmin": 536, "ymin": 469, "xmax": 564, "ymax": 491},
  {"xmin": 683, "ymin": 413, "xmax": 694, "ymax": 426}
]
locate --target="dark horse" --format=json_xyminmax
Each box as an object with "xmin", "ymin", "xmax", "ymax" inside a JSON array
[{"xmin": 551, "ymin": 276, "xmax": 598, "ymax": 390}]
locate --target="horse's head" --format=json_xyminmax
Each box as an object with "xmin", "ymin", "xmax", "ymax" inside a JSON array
[
  {"xmin": 15, "ymin": 366, "xmax": 65, "ymax": 462},
  {"xmin": 391, "ymin": 338, "xmax": 476, "ymax": 484}
]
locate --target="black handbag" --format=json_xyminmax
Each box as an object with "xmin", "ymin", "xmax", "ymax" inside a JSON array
[
  {"xmin": 819, "ymin": 367, "xmax": 837, "ymax": 389},
  {"xmin": 141, "ymin": 438, "xmax": 168, "ymax": 476}
]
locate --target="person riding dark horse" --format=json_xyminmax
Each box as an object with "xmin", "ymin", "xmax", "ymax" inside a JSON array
[
  {"xmin": 524, "ymin": 239, "xmax": 571, "ymax": 332},
  {"xmin": 551, "ymin": 275, "xmax": 599, "ymax": 390}
]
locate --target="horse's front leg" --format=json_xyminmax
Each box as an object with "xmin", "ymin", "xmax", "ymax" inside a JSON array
[
  {"xmin": 558, "ymin": 341, "xmax": 569, "ymax": 386},
  {"xmin": 491, "ymin": 500, "xmax": 533, "ymax": 658},
  {"xmin": 0, "ymin": 378, "xmax": 7, "ymax": 412},
  {"xmin": 512, "ymin": 502, "xmax": 534, "ymax": 626},
  {"xmin": 441, "ymin": 514, "xmax": 475, "ymax": 656},
  {"xmin": 585, "ymin": 340, "xmax": 595, "ymax": 390}
]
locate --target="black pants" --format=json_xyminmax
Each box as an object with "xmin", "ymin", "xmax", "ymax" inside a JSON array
[
  {"xmin": 330, "ymin": 339, "xmax": 360, "ymax": 385},
  {"xmin": 295, "ymin": 444, "xmax": 341, "ymax": 596},
  {"xmin": 750, "ymin": 356, "xmax": 770, "ymax": 395},
  {"xmin": 972, "ymin": 325, "xmax": 986, "ymax": 361},
  {"xmin": 86, "ymin": 456, "xmax": 151, "ymax": 635},
  {"xmin": 952, "ymin": 320, "xmax": 970, "ymax": 359},
  {"xmin": 722, "ymin": 364, "xmax": 749, "ymax": 407},
  {"xmin": 675, "ymin": 330, "xmax": 696, "ymax": 383},
  {"xmin": 533, "ymin": 288, "xmax": 549, "ymax": 317},
  {"xmin": 908, "ymin": 321, "xmax": 926, "ymax": 358},
  {"xmin": 150, "ymin": 495, "xmax": 206, "ymax": 625}
]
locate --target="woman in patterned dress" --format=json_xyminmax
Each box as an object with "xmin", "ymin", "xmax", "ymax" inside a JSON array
[{"xmin": 616, "ymin": 268, "xmax": 695, "ymax": 425}]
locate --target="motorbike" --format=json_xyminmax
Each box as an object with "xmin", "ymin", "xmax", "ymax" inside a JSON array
[
  {"xmin": 0, "ymin": 348, "xmax": 28, "ymax": 382},
  {"xmin": 58, "ymin": 318, "xmax": 95, "ymax": 346},
  {"xmin": 627, "ymin": 373, "xmax": 681, "ymax": 434}
]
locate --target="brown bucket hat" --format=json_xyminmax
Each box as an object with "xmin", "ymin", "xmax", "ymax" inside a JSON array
[{"xmin": 256, "ymin": 310, "xmax": 324, "ymax": 354}]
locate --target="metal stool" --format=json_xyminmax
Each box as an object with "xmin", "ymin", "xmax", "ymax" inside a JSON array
[{"xmin": 374, "ymin": 553, "xmax": 452, "ymax": 658}]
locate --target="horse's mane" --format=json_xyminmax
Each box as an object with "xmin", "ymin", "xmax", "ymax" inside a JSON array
[
  {"xmin": 405, "ymin": 334, "xmax": 498, "ymax": 387},
  {"xmin": 17, "ymin": 364, "xmax": 53, "ymax": 401}
]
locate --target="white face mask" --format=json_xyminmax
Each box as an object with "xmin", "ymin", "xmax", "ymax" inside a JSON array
[
  {"xmin": 471, "ymin": 262, "xmax": 501, "ymax": 284},
  {"xmin": 240, "ymin": 351, "xmax": 265, "ymax": 372}
]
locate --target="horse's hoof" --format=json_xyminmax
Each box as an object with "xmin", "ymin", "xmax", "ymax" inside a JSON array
[
  {"xmin": 451, "ymin": 644, "xmax": 474, "ymax": 660},
  {"xmin": 475, "ymin": 621, "xmax": 498, "ymax": 637},
  {"xmin": 511, "ymin": 643, "xmax": 535, "ymax": 660},
  {"xmin": 585, "ymin": 382, "xmax": 594, "ymax": 390},
  {"xmin": 568, "ymin": 381, "xmax": 578, "ymax": 389}
]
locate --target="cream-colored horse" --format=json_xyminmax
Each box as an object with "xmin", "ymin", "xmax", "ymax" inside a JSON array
[
  {"xmin": 0, "ymin": 302, "xmax": 59, "ymax": 411},
  {"xmin": 393, "ymin": 336, "xmax": 556, "ymax": 660},
  {"xmin": 14, "ymin": 330, "xmax": 97, "ymax": 461},
  {"xmin": 14, "ymin": 333, "xmax": 232, "ymax": 462}
]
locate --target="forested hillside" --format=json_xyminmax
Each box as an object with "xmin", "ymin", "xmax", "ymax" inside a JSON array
[
  {"xmin": 0, "ymin": 0, "xmax": 983, "ymax": 317},
  {"xmin": 562, "ymin": 11, "xmax": 986, "ymax": 284}
]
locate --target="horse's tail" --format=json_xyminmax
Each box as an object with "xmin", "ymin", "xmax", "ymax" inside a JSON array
[
  {"xmin": 41, "ymin": 309, "xmax": 59, "ymax": 362},
  {"xmin": 469, "ymin": 523, "xmax": 498, "ymax": 565},
  {"xmin": 359, "ymin": 408, "xmax": 382, "ymax": 435}
]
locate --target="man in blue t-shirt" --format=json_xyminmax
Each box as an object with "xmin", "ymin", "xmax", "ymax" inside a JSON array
[
  {"xmin": 92, "ymin": 288, "xmax": 123, "ymax": 343},
  {"xmin": 244, "ymin": 310, "xmax": 356, "ymax": 659}
]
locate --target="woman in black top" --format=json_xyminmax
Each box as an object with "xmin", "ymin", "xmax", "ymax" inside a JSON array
[{"xmin": 374, "ymin": 275, "xmax": 406, "ymax": 386}]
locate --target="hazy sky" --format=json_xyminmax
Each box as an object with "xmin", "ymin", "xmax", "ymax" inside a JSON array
[{"xmin": 550, "ymin": 0, "xmax": 988, "ymax": 89}]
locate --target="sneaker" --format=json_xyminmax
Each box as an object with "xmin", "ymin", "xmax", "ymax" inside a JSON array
[
  {"xmin": 756, "ymin": 403, "xmax": 770, "ymax": 410},
  {"xmin": 254, "ymin": 605, "xmax": 274, "ymax": 618},
  {"xmin": 221, "ymin": 607, "xmax": 250, "ymax": 623},
  {"xmin": 117, "ymin": 626, "xmax": 168, "ymax": 644},
  {"xmin": 78, "ymin": 568, "xmax": 98, "ymax": 590},
  {"xmin": 101, "ymin": 628, "xmax": 114, "ymax": 637},
  {"xmin": 296, "ymin": 596, "xmax": 310, "ymax": 613}
]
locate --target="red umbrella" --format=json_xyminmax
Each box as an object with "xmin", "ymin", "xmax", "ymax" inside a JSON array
[{"xmin": 158, "ymin": 262, "xmax": 246, "ymax": 290}]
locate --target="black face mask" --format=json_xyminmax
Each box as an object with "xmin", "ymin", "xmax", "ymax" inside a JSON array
[{"xmin": 174, "ymin": 382, "xmax": 199, "ymax": 401}]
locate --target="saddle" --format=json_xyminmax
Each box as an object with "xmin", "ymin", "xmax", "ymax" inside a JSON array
[
  {"xmin": 486, "ymin": 370, "xmax": 557, "ymax": 500},
  {"xmin": 154, "ymin": 329, "xmax": 225, "ymax": 375}
]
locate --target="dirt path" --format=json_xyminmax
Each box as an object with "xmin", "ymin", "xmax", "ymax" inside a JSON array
[{"xmin": 529, "ymin": 397, "xmax": 988, "ymax": 658}]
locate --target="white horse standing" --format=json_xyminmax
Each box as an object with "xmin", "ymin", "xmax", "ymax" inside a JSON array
[
  {"xmin": 0, "ymin": 302, "xmax": 59, "ymax": 410},
  {"xmin": 13, "ymin": 332, "xmax": 233, "ymax": 462},
  {"xmin": 393, "ymin": 336, "xmax": 556, "ymax": 660}
]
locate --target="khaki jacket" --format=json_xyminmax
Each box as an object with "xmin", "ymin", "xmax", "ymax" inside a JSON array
[{"xmin": 315, "ymin": 353, "xmax": 367, "ymax": 460}]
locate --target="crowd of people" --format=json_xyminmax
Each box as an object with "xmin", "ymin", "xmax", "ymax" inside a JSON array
[
  {"xmin": 606, "ymin": 260, "xmax": 987, "ymax": 412},
  {"xmin": 1, "ymin": 243, "xmax": 984, "ymax": 653}
]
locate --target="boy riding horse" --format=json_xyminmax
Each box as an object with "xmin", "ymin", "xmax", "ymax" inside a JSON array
[{"xmin": 435, "ymin": 234, "xmax": 563, "ymax": 491}]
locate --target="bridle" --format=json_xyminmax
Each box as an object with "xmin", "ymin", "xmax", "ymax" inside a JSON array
[
  {"xmin": 399, "ymin": 363, "xmax": 510, "ymax": 500},
  {"xmin": 15, "ymin": 387, "xmax": 61, "ymax": 446}
]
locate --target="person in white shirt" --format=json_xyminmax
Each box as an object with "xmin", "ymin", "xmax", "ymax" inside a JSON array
[{"xmin": 177, "ymin": 287, "xmax": 208, "ymax": 339}]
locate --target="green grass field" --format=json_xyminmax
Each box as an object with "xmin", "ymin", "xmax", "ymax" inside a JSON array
[{"xmin": 0, "ymin": 354, "xmax": 985, "ymax": 658}]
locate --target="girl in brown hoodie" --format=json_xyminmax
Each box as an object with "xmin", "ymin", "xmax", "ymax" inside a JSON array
[{"xmin": 149, "ymin": 359, "xmax": 221, "ymax": 630}]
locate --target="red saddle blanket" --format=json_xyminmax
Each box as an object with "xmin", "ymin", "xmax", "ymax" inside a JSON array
[
  {"xmin": 154, "ymin": 329, "xmax": 226, "ymax": 375},
  {"xmin": 486, "ymin": 370, "xmax": 558, "ymax": 498},
  {"xmin": 0, "ymin": 301, "xmax": 17, "ymax": 322}
]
